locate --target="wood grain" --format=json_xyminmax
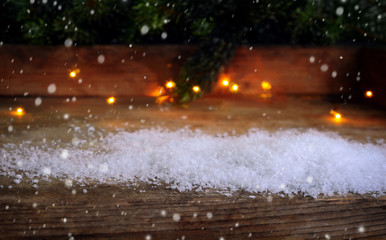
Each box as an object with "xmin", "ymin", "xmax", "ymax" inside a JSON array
[
  {"xmin": 0, "ymin": 45, "xmax": 361, "ymax": 97},
  {"xmin": 0, "ymin": 180, "xmax": 385, "ymax": 240},
  {"xmin": 0, "ymin": 96, "xmax": 385, "ymax": 240}
]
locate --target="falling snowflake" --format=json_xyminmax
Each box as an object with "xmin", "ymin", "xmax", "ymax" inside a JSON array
[
  {"xmin": 141, "ymin": 25, "xmax": 150, "ymax": 35},
  {"xmin": 47, "ymin": 84, "xmax": 56, "ymax": 94},
  {"xmin": 172, "ymin": 213, "xmax": 181, "ymax": 222}
]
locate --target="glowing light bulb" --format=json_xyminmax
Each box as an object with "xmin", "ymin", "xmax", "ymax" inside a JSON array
[
  {"xmin": 330, "ymin": 110, "xmax": 342, "ymax": 120},
  {"xmin": 261, "ymin": 81, "xmax": 272, "ymax": 90},
  {"xmin": 16, "ymin": 107, "xmax": 25, "ymax": 116},
  {"xmin": 69, "ymin": 69, "xmax": 80, "ymax": 78},
  {"xmin": 11, "ymin": 107, "xmax": 25, "ymax": 116},
  {"xmin": 222, "ymin": 78, "xmax": 230, "ymax": 87},
  {"xmin": 192, "ymin": 85, "xmax": 200, "ymax": 93},
  {"xmin": 231, "ymin": 83, "xmax": 239, "ymax": 92},
  {"xmin": 365, "ymin": 90, "xmax": 373, "ymax": 98},
  {"xmin": 165, "ymin": 80, "xmax": 175, "ymax": 89},
  {"xmin": 107, "ymin": 97, "xmax": 116, "ymax": 104}
]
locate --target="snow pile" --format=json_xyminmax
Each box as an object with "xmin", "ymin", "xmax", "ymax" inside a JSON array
[{"xmin": 1, "ymin": 128, "xmax": 385, "ymax": 197}]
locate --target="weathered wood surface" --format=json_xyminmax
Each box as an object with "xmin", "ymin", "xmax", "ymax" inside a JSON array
[
  {"xmin": 0, "ymin": 45, "xmax": 360, "ymax": 97},
  {"xmin": 0, "ymin": 96, "xmax": 385, "ymax": 239},
  {"xmin": 1, "ymin": 179, "xmax": 385, "ymax": 240}
]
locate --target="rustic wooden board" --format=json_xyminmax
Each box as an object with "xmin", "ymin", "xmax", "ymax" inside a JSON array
[
  {"xmin": 1, "ymin": 95, "xmax": 386, "ymax": 240},
  {"xmin": 0, "ymin": 178, "xmax": 385, "ymax": 240},
  {"xmin": 0, "ymin": 45, "xmax": 362, "ymax": 98}
]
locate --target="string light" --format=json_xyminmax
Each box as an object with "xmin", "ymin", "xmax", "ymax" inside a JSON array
[
  {"xmin": 219, "ymin": 74, "xmax": 230, "ymax": 87},
  {"xmin": 231, "ymin": 83, "xmax": 239, "ymax": 92},
  {"xmin": 192, "ymin": 85, "xmax": 200, "ymax": 93},
  {"xmin": 165, "ymin": 80, "xmax": 176, "ymax": 89},
  {"xmin": 11, "ymin": 107, "xmax": 25, "ymax": 116},
  {"xmin": 221, "ymin": 76, "xmax": 230, "ymax": 87},
  {"xmin": 261, "ymin": 81, "xmax": 272, "ymax": 90},
  {"xmin": 107, "ymin": 97, "xmax": 116, "ymax": 104},
  {"xmin": 69, "ymin": 69, "xmax": 80, "ymax": 78},
  {"xmin": 365, "ymin": 90, "xmax": 373, "ymax": 98},
  {"xmin": 330, "ymin": 110, "xmax": 342, "ymax": 120}
]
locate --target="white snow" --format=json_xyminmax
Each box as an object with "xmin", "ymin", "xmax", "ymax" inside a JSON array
[
  {"xmin": 140, "ymin": 25, "xmax": 150, "ymax": 35},
  {"xmin": 97, "ymin": 55, "xmax": 105, "ymax": 64},
  {"xmin": 47, "ymin": 83, "xmax": 56, "ymax": 94},
  {"xmin": 1, "ymin": 128, "xmax": 385, "ymax": 197}
]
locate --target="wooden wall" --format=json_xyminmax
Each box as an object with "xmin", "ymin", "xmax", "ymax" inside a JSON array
[{"xmin": 0, "ymin": 45, "xmax": 381, "ymax": 100}]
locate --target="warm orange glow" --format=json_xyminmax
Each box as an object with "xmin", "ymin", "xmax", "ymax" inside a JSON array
[
  {"xmin": 107, "ymin": 97, "xmax": 116, "ymax": 104},
  {"xmin": 365, "ymin": 90, "xmax": 373, "ymax": 98},
  {"xmin": 219, "ymin": 74, "xmax": 231, "ymax": 87},
  {"xmin": 192, "ymin": 85, "xmax": 200, "ymax": 93},
  {"xmin": 149, "ymin": 87, "xmax": 165, "ymax": 97},
  {"xmin": 260, "ymin": 93, "xmax": 272, "ymax": 99},
  {"xmin": 330, "ymin": 110, "xmax": 342, "ymax": 120},
  {"xmin": 221, "ymin": 76, "xmax": 230, "ymax": 87},
  {"xmin": 231, "ymin": 83, "xmax": 239, "ymax": 92},
  {"xmin": 261, "ymin": 81, "xmax": 272, "ymax": 90},
  {"xmin": 165, "ymin": 80, "xmax": 176, "ymax": 89},
  {"xmin": 156, "ymin": 95, "xmax": 173, "ymax": 104},
  {"xmin": 11, "ymin": 107, "xmax": 25, "ymax": 116},
  {"xmin": 69, "ymin": 69, "xmax": 80, "ymax": 78}
]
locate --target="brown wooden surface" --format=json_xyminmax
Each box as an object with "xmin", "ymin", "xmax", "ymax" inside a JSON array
[
  {"xmin": 0, "ymin": 45, "xmax": 361, "ymax": 97},
  {"xmin": 0, "ymin": 96, "xmax": 386, "ymax": 239},
  {"xmin": 1, "ymin": 178, "xmax": 385, "ymax": 240}
]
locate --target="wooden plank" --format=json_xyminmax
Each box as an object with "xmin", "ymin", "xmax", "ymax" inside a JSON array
[
  {"xmin": 0, "ymin": 180, "xmax": 385, "ymax": 239},
  {"xmin": 212, "ymin": 46, "xmax": 360, "ymax": 96},
  {"xmin": 0, "ymin": 96, "xmax": 385, "ymax": 240},
  {"xmin": 0, "ymin": 45, "xmax": 361, "ymax": 97}
]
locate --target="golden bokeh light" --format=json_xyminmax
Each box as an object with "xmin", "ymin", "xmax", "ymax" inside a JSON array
[
  {"xmin": 165, "ymin": 80, "xmax": 176, "ymax": 89},
  {"xmin": 231, "ymin": 83, "xmax": 239, "ymax": 92},
  {"xmin": 11, "ymin": 107, "xmax": 25, "ymax": 116},
  {"xmin": 330, "ymin": 110, "xmax": 342, "ymax": 120},
  {"xmin": 107, "ymin": 97, "xmax": 116, "ymax": 104},
  {"xmin": 365, "ymin": 90, "xmax": 373, "ymax": 98},
  {"xmin": 192, "ymin": 85, "xmax": 200, "ymax": 93},
  {"xmin": 261, "ymin": 81, "xmax": 272, "ymax": 90},
  {"xmin": 69, "ymin": 69, "xmax": 80, "ymax": 78}
]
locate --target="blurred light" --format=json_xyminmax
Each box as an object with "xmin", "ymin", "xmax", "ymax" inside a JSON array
[
  {"xmin": 149, "ymin": 87, "xmax": 165, "ymax": 97},
  {"xmin": 261, "ymin": 81, "xmax": 272, "ymax": 90},
  {"xmin": 220, "ymin": 75, "xmax": 230, "ymax": 87},
  {"xmin": 192, "ymin": 85, "xmax": 200, "ymax": 93},
  {"xmin": 231, "ymin": 83, "xmax": 239, "ymax": 92},
  {"xmin": 69, "ymin": 69, "xmax": 80, "ymax": 78},
  {"xmin": 365, "ymin": 90, "xmax": 373, "ymax": 98},
  {"xmin": 330, "ymin": 110, "xmax": 342, "ymax": 120},
  {"xmin": 165, "ymin": 80, "xmax": 175, "ymax": 89},
  {"xmin": 222, "ymin": 79, "xmax": 230, "ymax": 86},
  {"xmin": 107, "ymin": 97, "xmax": 116, "ymax": 104},
  {"xmin": 156, "ymin": 95, "xmax": 173, "ymax": 104},
  {"xmin": 11, "ymin": 107, "xmax": 25, "ymax": 116},
  {"xmin": 16, "ymin": 107, "xmax": 25, "ymax": 115},
  {"xmin": 260, "ymin": 93, "xmax": 272, "ymax": 99}
]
